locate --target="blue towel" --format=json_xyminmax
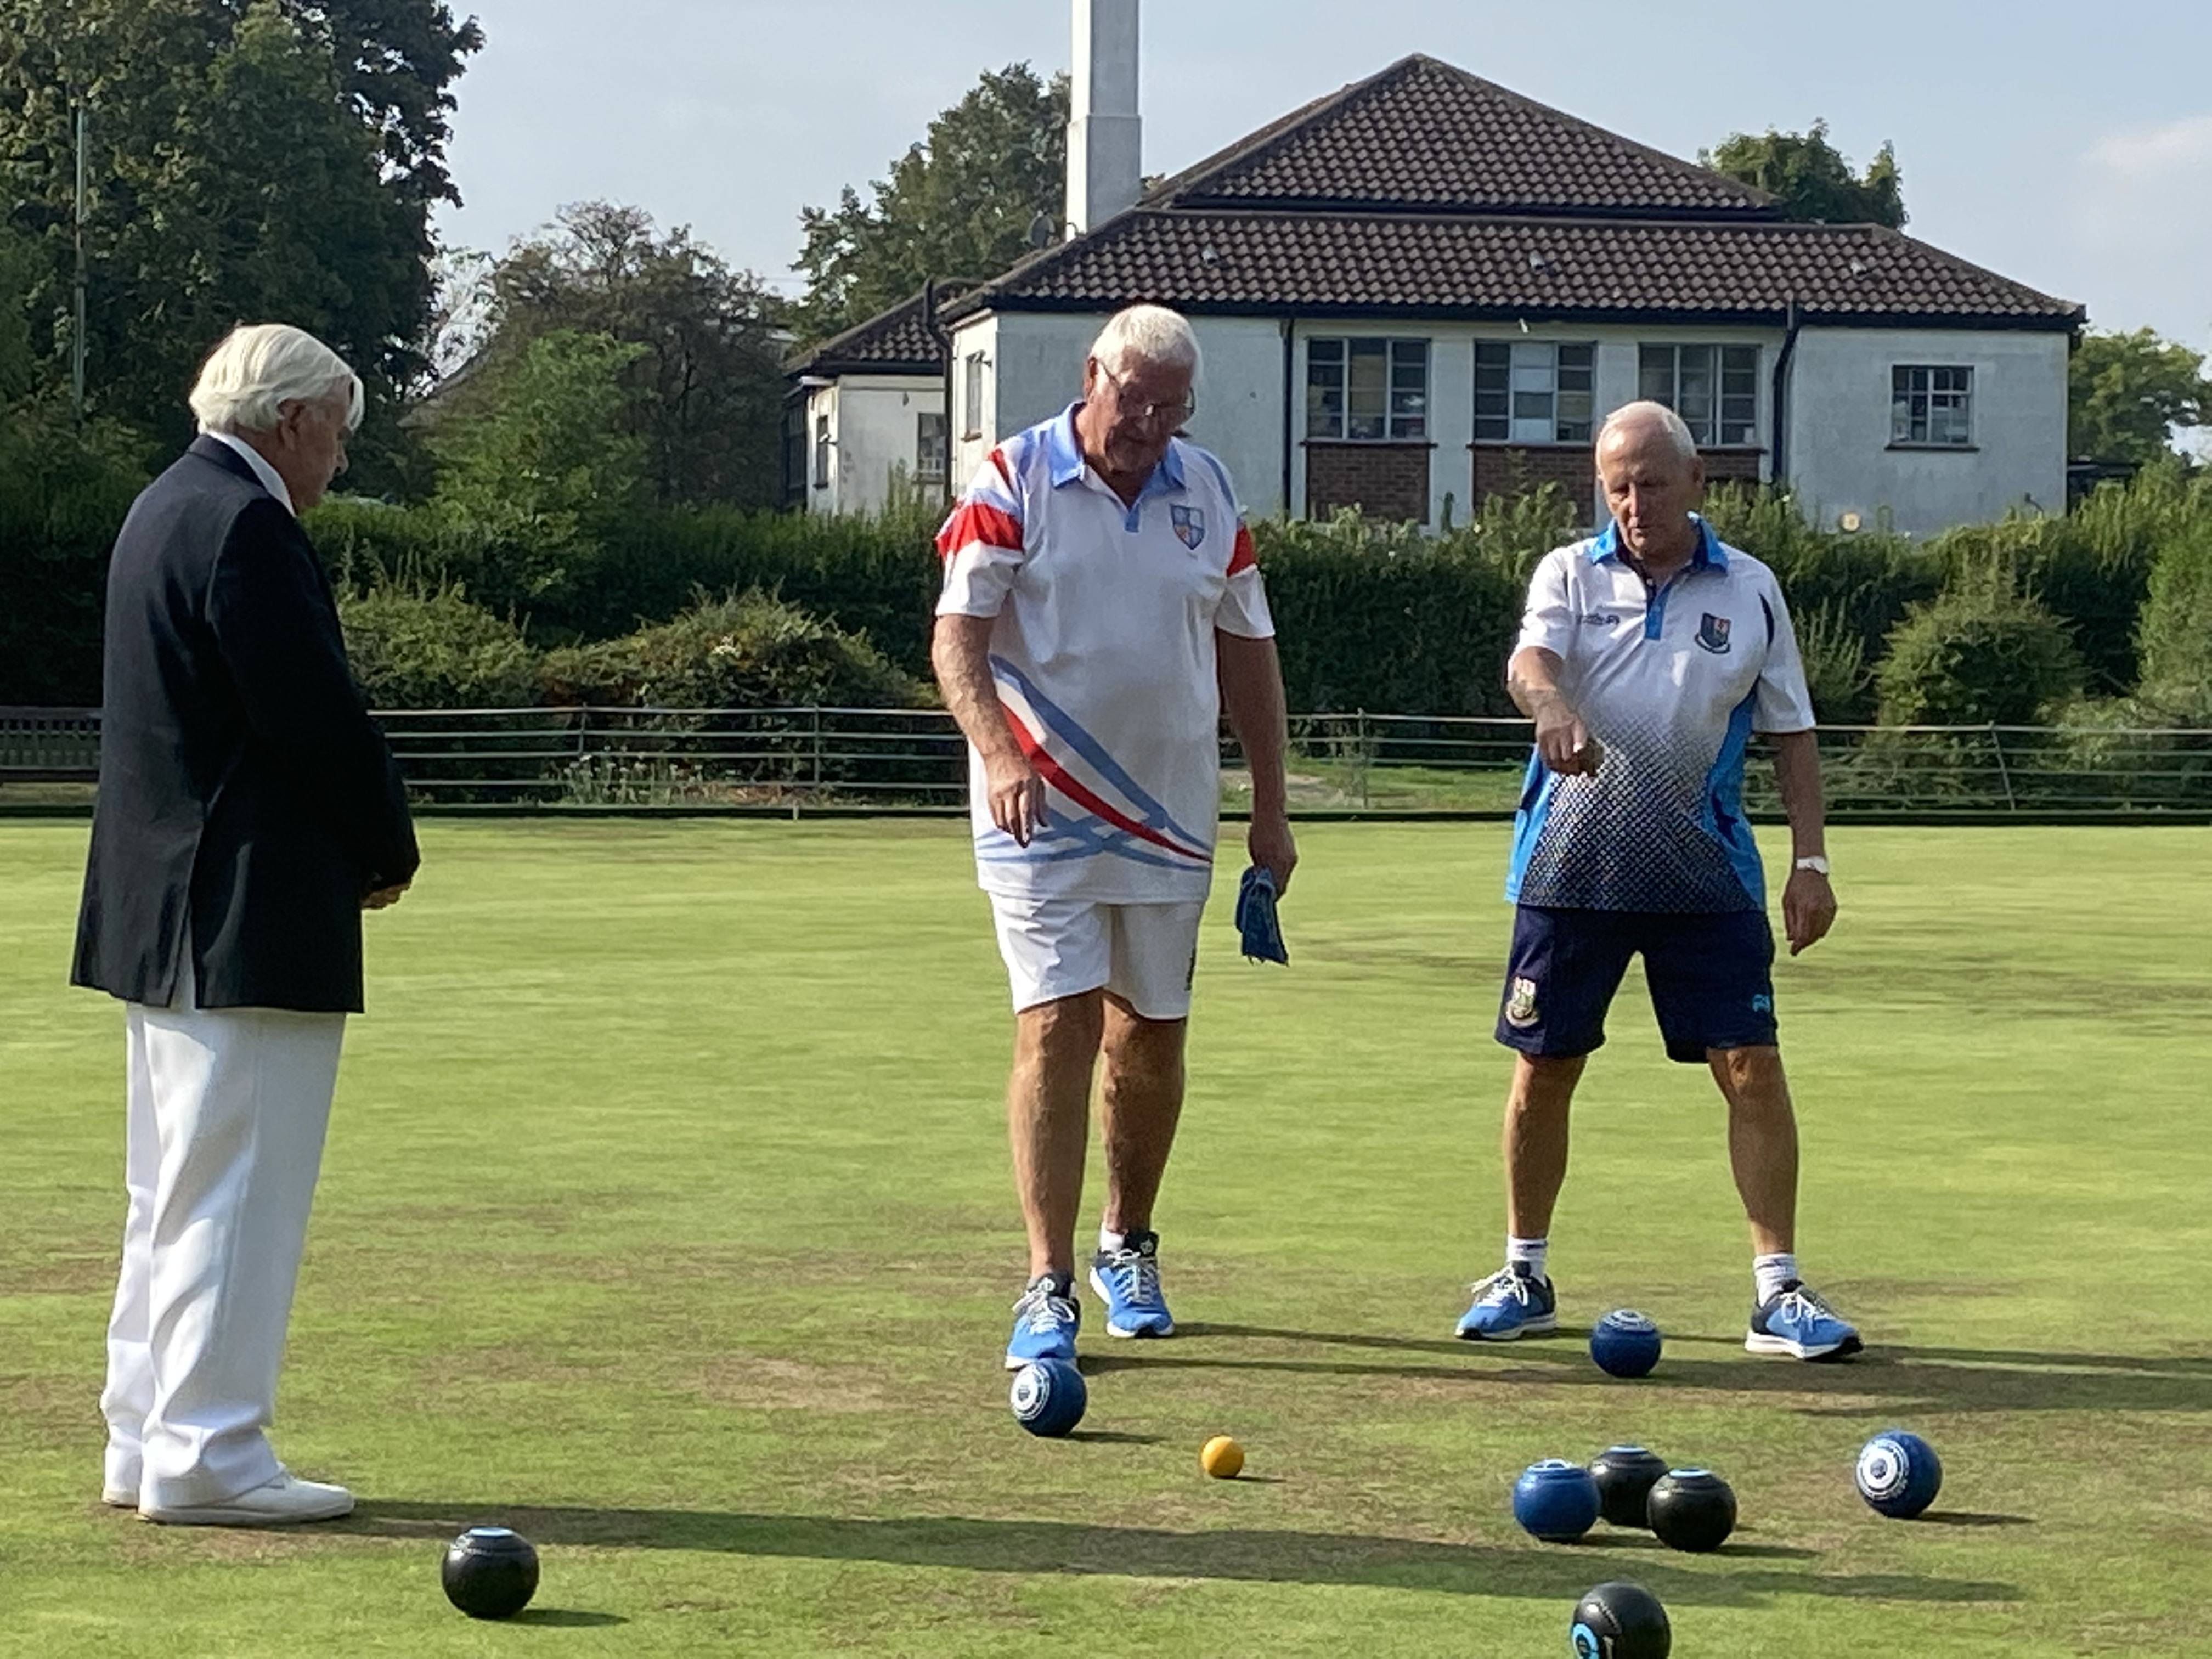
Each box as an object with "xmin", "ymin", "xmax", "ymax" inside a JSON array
[{"xmin": 1234, "ymin": 866, "xmax": 1289, "ymax": 965}]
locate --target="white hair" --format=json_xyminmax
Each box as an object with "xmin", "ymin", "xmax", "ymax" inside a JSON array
[
  {"xmin": 1596, "ymin": 399, "xmax": 1697, "ymax": 461},
  {"xmin": 1090, "ymin": 304, "xmax": 1200, "ymax": 377},
  {"xmin": 189, "ymin": 323, "xmax": 363, "ymax": 436}
]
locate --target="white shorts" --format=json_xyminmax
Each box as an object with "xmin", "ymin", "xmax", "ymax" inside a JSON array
[{"xmin": 988, "ymin": 894, "xmax": 1207, "ymax": 1020}]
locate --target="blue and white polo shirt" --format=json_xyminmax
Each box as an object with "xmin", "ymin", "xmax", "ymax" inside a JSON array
[
  {"xmin": 1504, "ymin": 516, "xmax": 1816, "ymax": 913},
  {"xmin": 935, "ymin": 407, "xmax": 1273, "ymax": 904}
]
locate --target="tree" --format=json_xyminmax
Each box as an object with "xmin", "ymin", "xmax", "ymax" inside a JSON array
[
  {"xmin": 2069, "ymin": 328, "xmax": 2210, "ymax": 466},
  {"xmin": 0, "ymin": 0, "xmax": 479, "ymax": 481},
  {"xmin": 469, "ymin": 202, "xmax": 788, "ymax": 510},
  {"xmin": 792, "ymin": 63, "xmax": 1067, "ymax": 343},
  {"xmin": 427, "ymin": 328, "xmax": 650, "ymax": 607},
  {"xmin": 1703, "ymin": 121, "xmax": 1906, "ymax": 228}
]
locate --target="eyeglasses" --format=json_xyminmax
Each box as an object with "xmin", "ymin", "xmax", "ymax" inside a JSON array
[{"xmin": 1097, "ymin": 362, "xmax": 1196, "ymax": 428}]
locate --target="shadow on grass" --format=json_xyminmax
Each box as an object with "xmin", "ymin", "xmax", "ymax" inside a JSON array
[
  {"xmin": 342, "ymin": 1504, "xmax": 2018, "ymax": 1608},
  {"xmin": 1133, "ymin": 1324, "xmax": 2212, "ymax": 1415},
  {"xmin": 511, "ymin": 1609, "xmax": 628, "ymax": 1627}
]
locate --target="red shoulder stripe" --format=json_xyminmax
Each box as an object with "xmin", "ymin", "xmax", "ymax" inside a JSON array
[
  {"xmin": 934, "ymin": 501, "xmax": 1024, "ymax": 562},
  {"xmin": 1227, "ymin": 523, "xmax": 1257, "ymax": 577},
  {"xmin": 989, "ymin": 446, "xmax": 1013, "ymax": 490}
]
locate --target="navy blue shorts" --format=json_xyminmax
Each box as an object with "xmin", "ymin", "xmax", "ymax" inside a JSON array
[{"xmin": 1495, "ymin": 906, "xmax": 1778, "ymax": 1064}]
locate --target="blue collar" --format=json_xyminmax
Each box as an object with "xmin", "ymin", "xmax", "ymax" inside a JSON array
[
  {"xmin": 1589, "ymin": 514, "xmax": 1727, "ymax": 571},
  {"xmin": 1047, "ymin": 402, "xmax": 1185, "ymax": 494}
]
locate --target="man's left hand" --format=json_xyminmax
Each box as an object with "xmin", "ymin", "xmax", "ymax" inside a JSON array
[
  {"xmin": 363, "ymin": 880, "xmax": 411, "ymax": 911},
  {"xmin": 1247, "ymin": 810, "xmax": 1297, "ymax": 896},
  {"xmin": 1781, "ymin": 868, "xmax": 1835, "ymax": 956}
]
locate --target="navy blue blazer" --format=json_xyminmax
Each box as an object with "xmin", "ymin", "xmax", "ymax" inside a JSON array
[{"xmin": 72, "ymin": 436, "xmax": 419, "ymax": 1013}]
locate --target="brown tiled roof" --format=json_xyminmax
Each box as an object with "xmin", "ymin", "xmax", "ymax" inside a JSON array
[
  {"xmin": 950, "ymin": 212, "xmax": 2083, "ymax": 329},
  {"xmin": 1149, "ymin": 55, "xmax": 1779, "ymax": 220},
  {"xmin": 786, "ymin": 291, "xmax": 945, "ymax": 376}
]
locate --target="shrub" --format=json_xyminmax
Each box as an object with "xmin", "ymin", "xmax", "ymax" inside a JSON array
[
  {"xmin": 337, "ymin": 585, "xmax": 540, "ymax": 709},
  {"xmin": 2133, "ymin": 514, "xmax": 2212, "ymax": 724},
  {"xmin": 539, "ymin": 589, "xmax": 928, "ymax": 709},
  {"xmin": 1874, "ymin": 567, "xmax": 2086, "ymax": 726}
]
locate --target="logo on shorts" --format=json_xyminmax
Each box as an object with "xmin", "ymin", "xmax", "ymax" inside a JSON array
[
  {"xmin": 1170, "ymin": 504, "xmax": 1206, "ymax": 550},
  {"xmin": 1751, "ymin": 992, "xmax": 1774, "ymax": 1015},
  {"xmin": 1505, "ymin": 976, "xmax": 1540, "ymax": 1028},
  {"xmin": 1696, "ymin": 612, "xmax": 1733, "ymax": 654}
]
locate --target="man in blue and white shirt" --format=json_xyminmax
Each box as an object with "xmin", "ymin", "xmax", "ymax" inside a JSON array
[{"xmin": 1457, "ymin": 400, "xmax": 1861, "ymax": 1362}]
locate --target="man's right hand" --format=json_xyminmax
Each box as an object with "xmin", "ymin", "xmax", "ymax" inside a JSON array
[
  {"xmin": 982, "ymin": 752, "xmax": 1050, "ymax": 846},
  {"xmin": 1531, "ymin": 694, "xmax": 1600, "ymax": 776},
  {"xmin": 362, "ymin": 880, "xmax": 410, "ymax": 911}
]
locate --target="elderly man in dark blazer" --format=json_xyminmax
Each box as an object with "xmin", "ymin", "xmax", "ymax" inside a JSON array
[{"xmin": 73, "ymin": 323, "xmax": 419, "ymax": 1525}]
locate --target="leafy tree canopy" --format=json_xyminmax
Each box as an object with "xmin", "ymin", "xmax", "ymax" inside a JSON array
[
  {"xmin": 792, "ymin": 63, "xmax": 1066, "ymax": 344},
  {"xmin": 2069, "ymin": 327, "xmax": 2209, "ymax": 466},
  {"xmin": 0, "ymin": 0, "xmax": 479, "ymax": 485},
  {"xmin": 1703, "ymin": 120, "xmax": 1906, "ymax": 228},
  {"xmin": 456, "ymin": 202, "xmax": 788, "ymax": 511}
]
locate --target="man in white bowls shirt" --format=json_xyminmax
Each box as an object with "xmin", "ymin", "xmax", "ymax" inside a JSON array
[
  {"xmin": 932, "ymin": 304, "xmax": 1296, "ymax": 1368},
  {"xmin": 1455, "ymin": 400, "xmax": 1863, "ymax": 1363}
]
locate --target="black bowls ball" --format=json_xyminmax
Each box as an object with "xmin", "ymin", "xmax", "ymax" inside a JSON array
[
  {"xmin": 1587, "ymin": 1445, "xmax": 1669, "ymax": 1530},
  {"xmin": 1646, "ymin": 1468, "xmax": 1736, "ymax": 1553},
  {"xmin": 1571, "ymin": 1579, "xmax": 1672, "ymax": 1658},
  {"xmin": 442, "ymin": 1526, "xmax": 540, "ymax": 1620}
]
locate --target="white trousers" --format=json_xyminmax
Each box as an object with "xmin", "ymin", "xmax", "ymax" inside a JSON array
[{"xmin": 100, "ymin": 960, "xmax": 346, "ymax": 1510}]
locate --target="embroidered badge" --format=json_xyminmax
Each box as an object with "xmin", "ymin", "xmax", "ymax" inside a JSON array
[
  {"xmin": 1170, "ymin": 503, "xmax": 1206, "ymax": 550},
  {"xmin": 1504, "ymin": 976, "xmax": 1540, "ymax": 1028},
  {"xmin": 1696, "ymin": 612, "xmax": 1733, "ymax": 654}
]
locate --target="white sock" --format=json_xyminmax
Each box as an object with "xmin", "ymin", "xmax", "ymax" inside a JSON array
[
  {"xmin": 1754, "ymin": 1252, "xmax": 1798, "ymax": 1304},
  {"xmin": 1098, "ymin": 1226, "xmax": 1127, "ymax": 1255},
  {"xmin": 1507, "ymin": 1235, "xmax": 1549, "ymax": 1280}
]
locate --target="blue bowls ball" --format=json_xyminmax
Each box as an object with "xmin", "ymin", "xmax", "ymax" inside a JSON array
[
  {"xmin": 1513, "ymin": 1458, "xmax": 1602, "ymax": 1542},
  {"xmin": 1856, "ymin": 1430, "xmax": 1942, "ymax": 1518},
  {"xmin": 1589, "ymin": 1310, "xmax": 1663, "ymax": 1378},
  {"xmin": 1008, "ymin": 1358, "xmax": 1087, "ymax": 1437}
]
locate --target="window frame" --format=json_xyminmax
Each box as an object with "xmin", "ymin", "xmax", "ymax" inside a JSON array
[
  {"xmin": 962, "ymin": 351, "xmax": 988, "ymax": 441},
  {"xmin": 1638, "ymin": 343, "xmax": 1760, "ymax": 447},
  {"xmin": 915, "ymin": 410, "xmax": 948, "ymax": 484},
  {"xmin": 1474, "ymin": 340, "xmax": 1597, "ymax": 443},
  {"xmin": 1891, "ymin": 364, "xmax": 1974, "ymax": 448},
  {"xmin": 811, "ymin": 413, "xmax": 831, "ymax": 490},
  {"xmin": 1306, "ymin": 337, "xmax": 1430, "ymax": 442}
]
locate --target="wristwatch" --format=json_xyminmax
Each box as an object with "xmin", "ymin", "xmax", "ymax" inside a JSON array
[{"xmin": 1792, "ymin": 855, "xmax": 1831, "ymax": 876}]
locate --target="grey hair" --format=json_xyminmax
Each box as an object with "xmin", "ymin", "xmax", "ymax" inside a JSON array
[
  {"xmin": 1596, "ymin": 399, "xmax": 1697, "ymax": 461},
  {"xmin": 1090, "ymin": 304, "xmax": 1200, "ymax": 377},
  {"xmin": 189, "ymin": 324, "xmax": 363, "ymax": 436}
]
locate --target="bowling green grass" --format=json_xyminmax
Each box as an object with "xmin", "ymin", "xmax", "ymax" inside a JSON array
[{"xmin": 2, "ymin": 819, "xmax": 2209, "ymax": 1659}]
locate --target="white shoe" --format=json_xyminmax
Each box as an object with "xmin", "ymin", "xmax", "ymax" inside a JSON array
[
  {"xmin": 101, "ymin": 1485, "xmax": 138, "ymax": 1508},
  {"xmin": 140, "ymin": 1470, "xmax": 354, "ymax": 1526}
]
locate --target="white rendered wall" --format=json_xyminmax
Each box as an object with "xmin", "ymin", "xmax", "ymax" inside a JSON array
[
  {"xmin": 1785, "ymin": 327, "xmax": 2070, "ymax": 536},
  {"xmin": 802, "ymin": 375, "xmax": 947, "ymax": 517}
]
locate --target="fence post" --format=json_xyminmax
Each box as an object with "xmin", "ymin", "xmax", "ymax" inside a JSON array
[
  {"xmin": 1988, "ymin": 724, "xmax": 2018, "ymax": 812},
  {"xmin": 1357, "ymin": 709, "xmax": 1370, "ymax": 810}
]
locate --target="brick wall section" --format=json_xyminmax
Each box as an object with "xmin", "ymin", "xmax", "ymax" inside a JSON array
[
  {"xmin": 1699, "ymin": 447, "xmax": 1765, "ymax": 486},
  {"xmin": 1306, "ymin": 442, "xmax": 1432, "ymax": 523},
  {"xmin": 1470, "ymin": 444, "xmax": 1594, "ymax": 513}
]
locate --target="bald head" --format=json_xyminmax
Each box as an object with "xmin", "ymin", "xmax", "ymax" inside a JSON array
[{"xmin": 1596, "ymin": 400, "xmax": 1705, "ymax": 571}]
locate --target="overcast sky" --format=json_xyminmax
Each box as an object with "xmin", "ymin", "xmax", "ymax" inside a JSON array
[{"xmin": 434, "ymin": 0, "xmax": 2212, "ymax": 355}]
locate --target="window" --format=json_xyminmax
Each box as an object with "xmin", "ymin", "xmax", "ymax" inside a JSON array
[
  {"xmin": 962, "ymin": 352, "xmax": 988, "ymax": 439},
  {"xmin": 1475, "ymin": 341, "xmax": 1595, "ymax": 443},
  {"xmin": 811, "ymin": 414, "xmax": 831, "ymax": 489},
  {"xmin": 1892, "ymin": 365, "xmax": 1973, "ymax": 447},
  {"xmin": 915, "ymin": 411, "xmax": 947, "ymax": 483},
  {"xmin": 1307, "ymin": 338, "xmax": 1429, "ymax": 440},
  {"xmin": 1640, "ymin": 345, "xmax": 1759, "ymax": 445}
]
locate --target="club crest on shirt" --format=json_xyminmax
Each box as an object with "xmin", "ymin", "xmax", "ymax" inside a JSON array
[
  {"xmin": 1696, "ymin": 612, "xmax": 1733, "ymax": 654},
  {"xmin": 1504, "ymin": 976, "xmax": 1539, "ymax": 1028},
  {"xmin": 1170, "ymin": 503, "xmax": 1206, "ymax": 550}
]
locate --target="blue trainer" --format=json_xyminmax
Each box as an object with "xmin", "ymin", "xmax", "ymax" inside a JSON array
[
  {"xmin": 1006, "ymin": 1273, "xmax": 1080, "ymax": 1370},
  {"xmin": 1746, "ymin": 1279, "xmax": 1863, "ymax": 1361},
  {"xmin": 1088, "ymin": 1229, "xmax": 1175, "ymax": 1338},
  {"xmin": 1455, "ymin": 1262, "xmax": 1558, "ymax": 1340}
]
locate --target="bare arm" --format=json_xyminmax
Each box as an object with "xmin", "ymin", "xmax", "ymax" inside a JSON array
[
  {"xmin": 1770, "ymin": 727, "xmax": 1836, "ymax": 956},
  {"xmin": 1507, "ymin": 646, "xmax": 1598, "ymax": 775},
  {"xmin": 930, "ymin": 613, "xmax": 1047, "ymax": 845},
  {"xmin": 1217, "ymin": 631, "xmax": 1297, "ymax": 892}
]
